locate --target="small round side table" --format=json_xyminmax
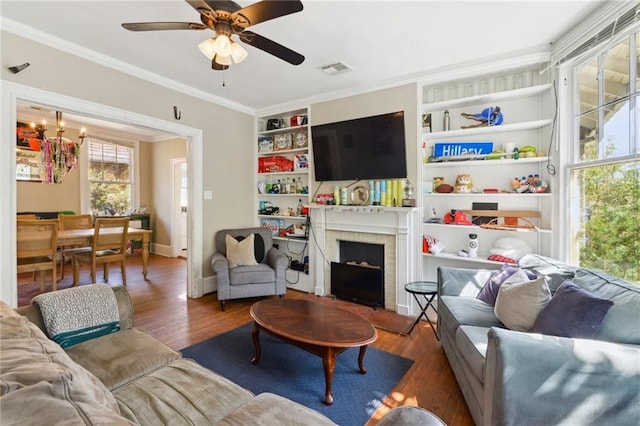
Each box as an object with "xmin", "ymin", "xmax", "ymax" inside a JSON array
[{"xmin": 404, "ymin": 281, "xmax": 439, "ymax": 339}]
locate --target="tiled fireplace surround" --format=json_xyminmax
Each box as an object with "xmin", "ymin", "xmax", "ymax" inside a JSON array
[{"xmin": 308, "ymin": 206, "xmax": 418, "ymax": 316}]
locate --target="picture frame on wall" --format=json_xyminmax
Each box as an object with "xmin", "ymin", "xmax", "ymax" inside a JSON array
[{"xmin": 16, "ymin": 147, "xmax": 42, "ymax": 182}]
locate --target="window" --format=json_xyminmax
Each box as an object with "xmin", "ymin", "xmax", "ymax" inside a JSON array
[
  {"xmin": 88, "ymin": 139, "xmax": 133, "ymax": 215},
  {"xmin": 568, "ymin": 29, "xmax": 639, "ymax": 284}
]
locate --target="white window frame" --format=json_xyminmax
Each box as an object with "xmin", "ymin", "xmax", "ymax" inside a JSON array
[
  {"xmin": 80, "ymin": 137, "xmax": 140, "ymax": 215},
  {"xmin": 558, "ymin": 24, "xmax": 639, "ymax": 266}
]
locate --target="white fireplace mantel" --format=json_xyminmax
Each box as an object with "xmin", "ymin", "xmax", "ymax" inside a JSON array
[{"xmin": 308, "ymin": 205, "xmax": 419, "ymax": 316}]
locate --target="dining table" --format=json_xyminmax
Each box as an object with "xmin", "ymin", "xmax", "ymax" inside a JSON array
[{"xmin": 57, "ymin": 227, "xmax": 153, "ymax": 278}]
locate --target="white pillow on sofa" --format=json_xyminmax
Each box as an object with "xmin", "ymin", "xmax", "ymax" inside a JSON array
[
  {"xmin": 494, "ymin": 269, "xmax": 551, "ymax": 331},
  {"xmin": 225, "ymin": 234, "xmax": 258, "ymax": 268}
]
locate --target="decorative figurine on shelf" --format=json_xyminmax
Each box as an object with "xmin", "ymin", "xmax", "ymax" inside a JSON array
[
  {"xmin": 402, "ymin": 179, "xmax": 416, "ymax": 207},
  {"xmin": 454, "ymin": 173, "xmax": 474, "ymax": 193},
  {"xmin": 461, "ymin": 106, "xmax": 504, "ymax": 128}
]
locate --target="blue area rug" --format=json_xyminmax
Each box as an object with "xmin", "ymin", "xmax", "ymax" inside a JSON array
[{"xmin": 181, "ymin": 322, "xmax": 413, "ymax": 426}]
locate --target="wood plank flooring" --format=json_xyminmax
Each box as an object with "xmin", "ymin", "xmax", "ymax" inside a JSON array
[{"xmin": 17, "ymin": 254, "xmax": 473, "ymax": 426}]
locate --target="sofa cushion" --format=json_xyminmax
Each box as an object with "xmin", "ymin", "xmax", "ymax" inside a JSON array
[
  {"xmin": 114, "ymin": 358, "xmax": 255, "ymax": 425},
  {"xmin": 66, "ymin": 327, "xmax": 181, "ymax": 390},
  {"xmin": 226, "ymin": 233, "xmax": 259, "ymax": 268},
  {"xmin": 216, "ymin": 392, "xmax": 337, "ymax": 425},
  {"xmin": 572, "ymin": 269, "xmax": 640, "ymax": 344},
  {"xmin": 456, "ymin": 325, "xmax": 490, "ymax": 385},
  {"xmin": 477, "ymin": 264, "xmax": 538, "ymax": 306},
  {"xmin": 230, "ymin": 263, "xmax": 276, "ymax": 285},
  {"xmin": 518, "ymin": 254, "xmax": 577, "ymax": 293},
  {"xmin": 439, "ymin": 296, "xmax": 504, "ymax": 340},
  {"xmin": 533, "ymin": 280, "xmax": 613, "ymax": 338},
  {"xmin": 0, "ymin": 306, "xmax": 129, "ymax": 424},
  {"xmin": 494, "ymin": 272, "xmax": 550, "ymax": 331}
]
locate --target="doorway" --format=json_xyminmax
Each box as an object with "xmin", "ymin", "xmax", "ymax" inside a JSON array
[
  {"xmin": 2, "ymin": 81, "xmax": 205, "ymax": 306},
  {"xmin": 172, "ymin": 158, "xmax": 188, "ymax": 258}
]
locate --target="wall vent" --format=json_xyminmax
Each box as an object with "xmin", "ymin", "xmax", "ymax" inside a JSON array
[{"xmin": 319, "ymin": 62, "xmax": 354, "ymax": 76}]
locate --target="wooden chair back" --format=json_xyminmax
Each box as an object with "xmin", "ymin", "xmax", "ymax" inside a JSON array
[
  {"xmin": 16, "ymin": 219, "xmax": 59, "ymax": 291},
  {"xmin": 17, "ymin": 214, "xmax": 38, "ymax": 221},
  {"xmin": 59, "ymin": 214, "xmax": 93, "ymax": 230},
  {"xmin": 93, "ymin": 217, "xmax": 130, "ymax": 253}
]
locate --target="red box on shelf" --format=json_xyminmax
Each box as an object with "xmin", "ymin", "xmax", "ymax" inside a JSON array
[{"xmin": 258, "ymin": 156, "xmax": 294, "ymax": 173}]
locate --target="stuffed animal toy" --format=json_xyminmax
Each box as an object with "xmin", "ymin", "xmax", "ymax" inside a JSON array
[{"xmin": 454, "ymin": 174, "xmax": 473, "ymax": 193}]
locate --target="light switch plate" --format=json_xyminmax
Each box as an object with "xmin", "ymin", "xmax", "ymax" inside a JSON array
[{"xmin": 204, "ymin": 190, "xmax": 212, "ymax": 200}]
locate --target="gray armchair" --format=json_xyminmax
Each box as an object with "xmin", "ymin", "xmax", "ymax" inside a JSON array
[{"xmin": 211, "ymin": 227, "xmax": 288, "ymax": 311}]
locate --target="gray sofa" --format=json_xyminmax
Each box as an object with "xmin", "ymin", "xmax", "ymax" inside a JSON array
[
  {"xmin": 1, "ymin": 285, "xmax": 335, "ymax": 425},
  {"xmin": 437, "ymin": 254, "xmax": 640, "ymax": 426}
]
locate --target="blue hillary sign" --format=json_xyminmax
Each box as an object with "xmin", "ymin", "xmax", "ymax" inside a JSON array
[{"xmin": 433, "ymin": 142, "xmax": 494, "ymax": 158}]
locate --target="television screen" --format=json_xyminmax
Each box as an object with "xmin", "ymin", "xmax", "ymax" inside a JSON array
[{"xmin": 311, "ymin": 111, "xmax": 407, "ymax": 181}]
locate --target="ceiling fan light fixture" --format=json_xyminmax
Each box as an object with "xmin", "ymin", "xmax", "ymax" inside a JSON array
[
  {"xmin": 214, "ymin": 54, "xmax": 232, "ymax": 66},
  {"xmin": 213, "ymin": 34, "xmax": 232, "ymax": 57},
  {"xmin": 198, "ymin": 38, "xmax": 217, "ymax": 60},
  {"xmin": 230, "ymin": 42, "xmax": 248, "ymax": 64}
]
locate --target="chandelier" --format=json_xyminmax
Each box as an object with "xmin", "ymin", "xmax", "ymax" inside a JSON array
[{"xmin": 30, "ymin": 111, "xmax": 86, "ymax": 184}]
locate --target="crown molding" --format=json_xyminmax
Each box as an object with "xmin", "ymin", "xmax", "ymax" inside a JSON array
[{"xmin": 1, "ymin": 17, "xmax": 255, "ymax": 115}]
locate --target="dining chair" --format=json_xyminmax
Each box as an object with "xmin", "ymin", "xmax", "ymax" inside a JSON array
[
  {"xmin": 58, "ymin": 214, "xmax": 93, "ymax": 279},
  {"xmin": 16, "ymin": 219, "xmax": 59, "ymax": 292},
  {"xmin": 72, "ymin": 217, "xmax": 130, "ymax": 286}
]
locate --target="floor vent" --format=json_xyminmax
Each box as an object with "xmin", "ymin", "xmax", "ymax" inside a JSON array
[{"xmin": 319, "ymin": 62, "xmax": 353, "ymax": 76}]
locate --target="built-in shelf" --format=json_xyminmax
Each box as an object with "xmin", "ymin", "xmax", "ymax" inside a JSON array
[
  {"xmin": 422, "ymin": 192, "xmax": 552, "ymax": 198},
  {"xmin": 423, "ymin": 119, "xmax": 552, "ymax": 138},
  {"xmin": 422, "ymin": 222, "xmax": 552, "ymax": 233},
  {"xmin": 258, "ymin": 214, "xmax": 307, "ymax": 220},
  {"xmin": 257, "ymin": 147, "xmax": 309, "ymax": 156},
  {"xmin": 258, "ymin": 170, "xmax": 308, "ymax": 176},
  {"xmin": 423, "ymin": 252, "xmax": 510, "ymax": 266},
  {"xmin": 258, "ymin": 125, "xmax": 307, "ymax": 136},
  {"xmin": 274, "ymin": 236, "xmax": 308, "ymax": 243},
  {"xmin": 258, "ymin": 193, "xmax": 308, "ymax": 197},
  {"xmin": 422, "ymin": 83, "xmax": 552, "ymax": 112},
  {"xmin": 423, "ymin": 156, "xmax": 550, "ymax": 167}
]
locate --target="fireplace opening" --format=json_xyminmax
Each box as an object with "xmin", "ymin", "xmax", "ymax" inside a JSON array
[{"xmin": 331, "ymin": 241, "xmax": 384, "ymax": 308}]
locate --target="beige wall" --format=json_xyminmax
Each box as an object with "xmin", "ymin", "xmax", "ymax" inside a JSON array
[
  {"xmin": 16, "ymin": 127, "xmax": 82, "ymax": 213},
  {"xmin": 149, "ymin": 137, "xmax": 187, "ymax": 246},
  {"xmin": 3, "ymin": 30, "xmax": 419, "ymax": 299},
  {"xmin": 309, "ymin": 84, "xmax": 419, "ymax": 197},
  {"xmin": 2, "ymin": 30, "xmax": 255, "ymax": 285}
]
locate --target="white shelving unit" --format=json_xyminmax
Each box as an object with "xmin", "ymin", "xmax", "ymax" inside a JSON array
[
  {"xmin": 256, "ymin": 108, "xmax": 313, "ymax": 293},
  {"xmin": 420, "ymin": 70, "xmax": 556, "ymax": 281}
]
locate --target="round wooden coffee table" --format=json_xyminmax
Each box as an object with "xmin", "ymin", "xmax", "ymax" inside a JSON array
[{"xmin": 250, "ymin": 298, "xmax": 378, "ymax": 405}]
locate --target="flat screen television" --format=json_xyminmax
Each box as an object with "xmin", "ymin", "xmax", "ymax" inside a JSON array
[{"xmin": 311, "ymin": 111, "xmax": 407, "ymax": 181}]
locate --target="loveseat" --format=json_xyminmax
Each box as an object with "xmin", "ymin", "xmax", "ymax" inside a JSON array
[
  {"xmin": 437, "ymin": 254, "xmax": 640, "ymax": 426},
  {"xmin": 0, "ymin": 284, "xmax": 336, "ymax": 425}
]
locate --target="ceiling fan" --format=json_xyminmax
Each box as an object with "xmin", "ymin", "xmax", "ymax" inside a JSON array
[{"xmin": 122, "ymin": 0, "xmax": 304, "ymax": 71}]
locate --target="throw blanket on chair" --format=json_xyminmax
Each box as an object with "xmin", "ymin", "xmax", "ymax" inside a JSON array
[{"xmin": 32, "ymin": 284, "xmax": 120, "ymax": 348}]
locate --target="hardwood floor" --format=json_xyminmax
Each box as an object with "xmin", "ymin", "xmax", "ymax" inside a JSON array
[{"xmin": 18, "ymin": 254, "xmax": 473, "ymax": 426}]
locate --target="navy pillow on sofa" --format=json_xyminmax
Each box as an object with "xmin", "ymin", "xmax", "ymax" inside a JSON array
[{"xmin": 532, "ymin": 280, "xmax": 614, "ymax": 338}]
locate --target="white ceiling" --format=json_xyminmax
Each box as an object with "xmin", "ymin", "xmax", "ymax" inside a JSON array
[{"xmin": 3, "ymin": 0, "xmax": 605, "ymax": 137}]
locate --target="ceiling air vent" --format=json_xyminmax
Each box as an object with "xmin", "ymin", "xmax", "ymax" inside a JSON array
[{"xmin": 319, "ymin": 62, "xmax": 353, "ymax": 76}]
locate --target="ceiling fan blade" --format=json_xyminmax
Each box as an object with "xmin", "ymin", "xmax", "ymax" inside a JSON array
[
  {"xmin": 122, "ymin": 22, "xmax": 208, "ymax": 31},
  {"xmin": 211, "ymin": 57, "xmax": 230, "ymax": 71},
  {"xmin": 234, "ymin": 0, "xmax": 303, "ymax": 27},
  {"xmin": 185, "ymin": 0, "xmax": 242, "ymax": 14},
  {"xmin": 240, "ymin": 31, "xmax": 304, "ymax": 65}
]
